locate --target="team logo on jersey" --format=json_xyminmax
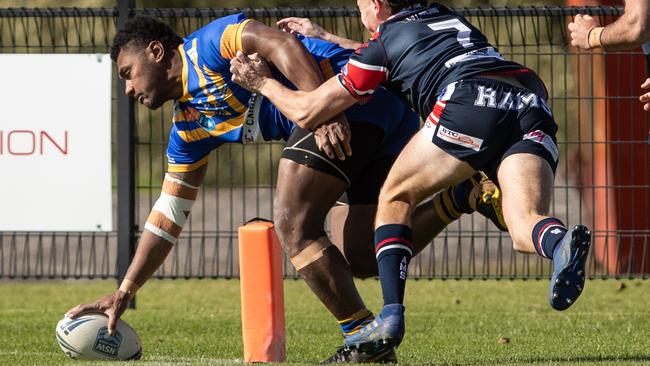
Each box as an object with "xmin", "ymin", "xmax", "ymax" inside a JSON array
[
  {"xmin": 523, "ymin": 130, "xmax": 559, "ymax": 162},
  {"xmin": 93, "ymin": 327, "xmax": 121, "ymax": 357},
  {"xmin": 436, "ymin": 126, "xmax": 483, "ymax": 151},
  {"xmin": 196, "ymin": 114, "xmax": 217, "ymax": 131}
]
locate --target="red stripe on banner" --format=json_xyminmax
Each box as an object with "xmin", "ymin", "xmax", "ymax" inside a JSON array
[{"xmin": 375, "ymin": 237, "xmax": 413, "ymax": 253}]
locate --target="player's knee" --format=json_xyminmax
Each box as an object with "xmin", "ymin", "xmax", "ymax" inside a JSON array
[
  {"xmin": 378, "ymin": 184, "xmax": 417, "ymax": 209},
  {"xmin": 273, "ymin": 207, "xmax": 323, "ymax": 257}
]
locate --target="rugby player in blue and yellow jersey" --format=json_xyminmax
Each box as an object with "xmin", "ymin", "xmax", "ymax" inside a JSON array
[
  {"xmin": 231, "ymin": 0, "xmax": 593, "ymax": 360},
  {"xmin": 67, "ymin": 13, "xmax": 505, "ymax": 363}
]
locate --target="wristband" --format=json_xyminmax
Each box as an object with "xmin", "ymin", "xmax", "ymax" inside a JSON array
[
  {"xmin": 588, "ymin": 26, "xmax": 605, "ymax": 48},
  {"xmin": 118, "ymin": 278, "xmax": 140, "ymax": 298}
]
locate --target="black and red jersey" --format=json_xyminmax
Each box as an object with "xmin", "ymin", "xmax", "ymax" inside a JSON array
[{"xmin": 338, "ymin": 3, "xmax": 530, "ymax": 119}]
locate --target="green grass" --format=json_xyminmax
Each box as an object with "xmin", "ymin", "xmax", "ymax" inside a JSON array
[{"xmin": 1, "ymin": 279, "xmax": 649, "ymax": 365}]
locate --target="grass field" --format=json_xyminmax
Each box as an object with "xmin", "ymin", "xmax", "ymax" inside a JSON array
[{"xmin": 1, "ymin": 278, "xmax": 650, "ymax": 365}]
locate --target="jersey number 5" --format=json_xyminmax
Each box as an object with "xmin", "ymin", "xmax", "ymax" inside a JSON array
[{"xmin": 427, "ymin": 18, "xmax": 474, "ymax": 48}]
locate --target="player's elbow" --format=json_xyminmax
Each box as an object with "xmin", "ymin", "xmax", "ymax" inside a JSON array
[
  {"xmin": 624, "ymin": 13, "xmax": 650, "ymax": 43},
  {"xmin": 267, "ymin": 35, "xmax": 306, "ymax": 65}
]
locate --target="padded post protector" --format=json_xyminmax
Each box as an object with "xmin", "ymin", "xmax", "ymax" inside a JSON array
[{"xmin": 238, "ymin": 220, "xmax": 286, "ymax": 362}]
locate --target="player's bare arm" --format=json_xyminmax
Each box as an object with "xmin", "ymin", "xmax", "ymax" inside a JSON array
[
  {"xmin": 241, "ymin": 20, "xmax": 351, "ymax": 159},
  {"xmin": 569, "ymin": 0, "xmax": 650, "ymax": 50},
  {"xmin": 277, "ymin": 17, "xmax": 363, "ymax": 50},
  {"xmin": 230, "ymin": 52, "xmax": 357, "ymax": 129},
  {"xmin": 66, "ymin": 165, "xmax": 208, "ymax": 334},
  {"xmin": 242, "ymin": 20, "xmax": 325, "ymax": 92}
]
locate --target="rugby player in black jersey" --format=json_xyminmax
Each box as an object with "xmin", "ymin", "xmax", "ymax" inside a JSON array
[{"xmin": 231, "ymin": 0, "xmax": 592, "ymax": 360}]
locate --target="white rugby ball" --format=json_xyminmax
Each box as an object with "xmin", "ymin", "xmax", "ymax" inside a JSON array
[{"xmin": 55, "ymin": 313, "xmax": 141, "ymax": 360}]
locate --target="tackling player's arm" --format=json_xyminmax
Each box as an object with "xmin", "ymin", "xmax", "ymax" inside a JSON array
[
  {"xmin": 232, "ymin": 25, "xmax": 388, "ymax": 128},
  {"xmin": 239, "ymin": 21, "xmax": 352, "ymax": 159},
  {"xmin": 66, "ymin": 165, "xmax": 207, "ymax": 334},
  {"xmin": 232, "ymin": 55, "xmax": 357, "ymax": 128},
  {"xmin": 569, "ymin": 0, "xmax": 650, "ymax": 50},
  {"xmin": 276, "ymin": 17, "xmax": 363, "ymax": 50}
]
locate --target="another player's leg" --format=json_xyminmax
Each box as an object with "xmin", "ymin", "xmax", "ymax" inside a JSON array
[
  {"xmin": 344, "ymin": 128, "xmax": 475, "ymax": 353},
  {"xmin": 498, "ymin": 153, "xmax": 591, "ymax": 311},
  {"xmin": 330, "ymin": 202, "xmax": 448, "ymax": 279},
  {"xmin": 431, "ymin": 171, "xmax": 508, "ymax": 231},
  {"xmin": 328, "ymin": 154, "xmax": 450, "ymax": 279},
  {"xmin": 274, "ymin": 157, "xmax": 374, "ymax": 326},
  {"xmin": 280, "ymin": 124, "xmax": 403, "ymax": 363},
  {"xmin": 330, "ymin": 151, "xmax": 505, "ymax": 279}
]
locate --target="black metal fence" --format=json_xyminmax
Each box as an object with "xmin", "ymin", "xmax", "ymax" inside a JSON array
[{"xmin": 1, "ymin": 5, "xmax": 648, "ymax": 280}]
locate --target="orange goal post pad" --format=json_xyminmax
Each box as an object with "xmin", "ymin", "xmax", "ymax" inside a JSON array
[{"xmin": 238, "ymin": 219, "xmax": 286, "ymax": 363}]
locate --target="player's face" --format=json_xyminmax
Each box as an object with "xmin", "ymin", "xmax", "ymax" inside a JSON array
[{"xmin": 116, "ymin": 43, "xmax": 169, "ymax": 110}]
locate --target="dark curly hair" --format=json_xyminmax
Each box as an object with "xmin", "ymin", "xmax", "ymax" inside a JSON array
[
  {"xmin": 387, "ymin": 0, "xmax": 425, "ymax": 13},
  {"xmin": 110, "ymin": 16, "xmax": 183, "ymax": 62}
]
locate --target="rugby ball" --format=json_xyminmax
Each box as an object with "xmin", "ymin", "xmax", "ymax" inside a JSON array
[{"xmin": 55, "ymin": 313, "xmax": 141, "ymax": 360}]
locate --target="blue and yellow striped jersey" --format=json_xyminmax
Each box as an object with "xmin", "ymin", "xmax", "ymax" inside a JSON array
[
  {"xmin": 166, "ymin": 13, "xmax": 419, "ymax": 173},
  {"xmin": 167, "ymin": 13, "xmax": 254, "ymax": 172}
]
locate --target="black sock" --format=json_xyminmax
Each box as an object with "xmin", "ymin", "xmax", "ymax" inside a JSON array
[
  {"xmin": 532, "ymin": 218, "xmax": 567, "ymax": 259},
  {"xmin": 375, "ymin": 224, "xmax": 413, "ymax": 305}
]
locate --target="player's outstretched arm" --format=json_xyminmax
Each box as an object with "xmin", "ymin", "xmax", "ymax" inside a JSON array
[
  {"xmin": 66, "ymin": 165, "xmax": 208, "ymax": 334},
  {"xmin": 231, "ymin": 52, "xmax": 357, "ymax": 130},
  {"xmin": 569, "ymin": 0, "xmax": 650, "ymax": 50},
  {"xmin": 277, "ymin": 17, "xmax": 363, "ymax": 50}
]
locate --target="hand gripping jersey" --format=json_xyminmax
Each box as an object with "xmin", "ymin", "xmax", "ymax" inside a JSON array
[
  {"xmin": 338, "ymin": 3, "xmax": 528, "ymax": 119},
  {"xmin": 167, "ymin": 13, "xmax": 418, "ymax": 172}
]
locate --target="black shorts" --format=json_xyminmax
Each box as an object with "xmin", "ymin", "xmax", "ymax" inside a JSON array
[
  {"xmin": 425, "ymin": 78, "xmax": 559, "ymax": 174},
  {"xmin": 282, "ymin": 122, "xmax": 395, "ymax": 205}
]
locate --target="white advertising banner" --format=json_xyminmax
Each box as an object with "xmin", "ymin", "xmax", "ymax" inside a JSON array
[{"xmin": 0, "ymin": 54, "xmax": 112, "ymax": 231}]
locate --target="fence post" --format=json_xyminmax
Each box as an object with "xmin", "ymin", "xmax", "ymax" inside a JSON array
[{"xmin": 116, "ymin": 0, "xmax": 136, "ymax": 308}]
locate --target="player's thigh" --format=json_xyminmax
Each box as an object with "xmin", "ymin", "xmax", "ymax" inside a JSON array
[
  {"xmin": 496, "ymin": 91, "xmax": 559, "ymax": 230},
  {"xmin": 276, "ymin": 123, "xmax": 384, "ymax": 245},
  {"xmin": 274, "ymin": 160, "xmax": 347, "ymax": 256},
  {"xmin": 380, "ymin": 127, "xmax": 475, "ymax": 208}
]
